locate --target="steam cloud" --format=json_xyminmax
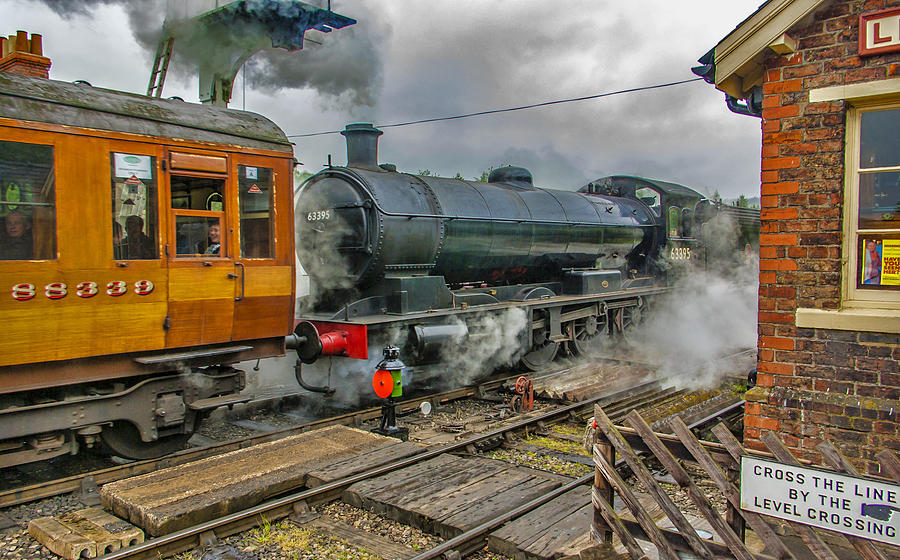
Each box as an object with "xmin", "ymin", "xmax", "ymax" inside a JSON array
[
  {"xmin": 581, "ymin": 213, "xmax": 759, "ymax": 388},
  {"xmin": 625, "ymin": 261, "xmax": 758, "ymax": 389},
  {"xmin": 433, "ymin": 307, "xmax": 528, "ymax": 387},
  {"xmin": 293, "ymin": 184, "xmax": 358, "ymax": 313},
  {"xmin": 34, "ymin": 0, "xmax": 384, "ymax": 108}
]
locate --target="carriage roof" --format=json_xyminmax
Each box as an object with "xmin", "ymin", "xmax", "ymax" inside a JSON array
[{"xmin": 0, "ymin": 73, "xmax": 292, "ymax": 153}]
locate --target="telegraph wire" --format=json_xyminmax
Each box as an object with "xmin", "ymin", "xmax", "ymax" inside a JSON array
[{"xmin": 286, "ymin": 77, "xmax": 703, "ymax": 139}]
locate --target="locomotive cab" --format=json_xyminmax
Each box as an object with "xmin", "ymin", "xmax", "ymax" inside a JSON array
[
  {"xmin": 0, "ymin": 73, "xmax": 295, "ymax": 465},
  {"xmin": 580, "ymin": 175, "xmax": 709, "ymax": 271}
]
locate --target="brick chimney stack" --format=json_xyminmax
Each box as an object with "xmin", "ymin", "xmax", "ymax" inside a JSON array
[{"xmin": 0, "ymin": 31, "xmax": 51, "ymax": 78}]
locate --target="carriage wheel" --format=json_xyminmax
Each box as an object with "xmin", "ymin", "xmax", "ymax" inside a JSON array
[
  {"xmin": 569, "ymin": 313, "xmax": 609, "ymax": 357},
  {"xmin": 101, "ymin": 421, "xmax": 192, "ymax": 460},
  {"xmin": 521, "ymin": 310, "xmax": 559, "ymax": 371}
]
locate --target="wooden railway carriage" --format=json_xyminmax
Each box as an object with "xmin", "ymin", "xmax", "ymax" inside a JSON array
[{"xmin": 0, "ymin": 73, "xmax": 295, "ymax": 466}]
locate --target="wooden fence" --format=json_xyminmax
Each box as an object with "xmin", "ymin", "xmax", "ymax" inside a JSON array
[{"xmin": 590, "ymin": 403, "xmax": 900, "ymax": 560}]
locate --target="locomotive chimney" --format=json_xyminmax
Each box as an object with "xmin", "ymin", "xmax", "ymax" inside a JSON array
[
  {"xmin": 0, "ymin": 30, "xmax": 51, "ymax": 78},
  {"xmin": 341, "ymin": 123, "xmax": 383, "ymax": 168}
]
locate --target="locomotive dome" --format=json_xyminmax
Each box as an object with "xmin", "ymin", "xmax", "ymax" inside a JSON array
[{"xmin": 487, "ymin": 166, "xmax": 533, "ymax": 185}]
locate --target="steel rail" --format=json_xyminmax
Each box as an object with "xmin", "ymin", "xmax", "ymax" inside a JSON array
[
  {"xmin": 97, "ymin": 379, "xmax": 663, "ymax": 560},
  {"xmin": 410, "ymin": 392, "xmax": 752, "ymax": 560},
  {"xmin": 411, "ymin": 474, "xmax": 595, "ymax": 560},
  {"xmin": 686, "ymin": 399, "xmax": 746, "ymax": 430}
]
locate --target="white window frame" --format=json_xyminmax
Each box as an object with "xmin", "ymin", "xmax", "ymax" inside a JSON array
[
  {"xmin": 842, "ymin": 101, "xmax": 900, "ymax": 310},
  {"xmin": 795, "ymin": 79, "xmax": 900, "ymax": 332}
]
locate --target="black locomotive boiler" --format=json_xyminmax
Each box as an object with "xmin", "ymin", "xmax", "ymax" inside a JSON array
[{"xmin": 290, "ymin": 124, "xmax": 738, "ymax": 384}]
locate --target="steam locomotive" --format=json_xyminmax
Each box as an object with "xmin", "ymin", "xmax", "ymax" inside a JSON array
[{"xmin": 289, "ymin": 124, "xmax": 757, "ymax": 388}]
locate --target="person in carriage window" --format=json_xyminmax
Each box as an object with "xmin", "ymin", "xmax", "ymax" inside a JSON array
[
  {"xmin": 123, "ymin": 215, "xmax": 155, "ymax": 259},
  {"xmin": 0, "ymin": 209, "xmax": 33, "ymax": 260},
  {"xmin": 205, "ymin": 223, "xmax": 221, "ymax": 256}
]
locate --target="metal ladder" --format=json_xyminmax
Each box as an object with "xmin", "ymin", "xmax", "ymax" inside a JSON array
[{"xmin": 146, "ymin": 36, "xmax": 175, "ymax": 98}]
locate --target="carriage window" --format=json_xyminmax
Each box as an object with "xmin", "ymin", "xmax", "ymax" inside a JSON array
[
  {"xmin": 635, "ymin": 186, "xmax": 661, "ymax": 217},
  {"xmin": 0, "ymin": 140, "xmax": 56, "ymax": 261},
  {"xmin": 171, "ymin": 175, "xmax": 225, "ymax": 257},
  {"xmin": 111, "ymin": 153, "xmax": 158, "ymax": 260},
  {"xmin": 174, "ymin": 215, "xmax": 221, "ymax": 256},
  {"xmin": 171, "ymin": 175, "xmax": 224, "ymax": 211},
  {"xmin": 238, "ymin": 165, "xmax": 273, "ymax": 258}
]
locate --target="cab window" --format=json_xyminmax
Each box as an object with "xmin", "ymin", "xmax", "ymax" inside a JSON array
[
  {"xmin": 667, "ymin": 206, "xmax": 681, "ymax": 238},
  {"xmin": 681, "ymin": 208, "xmax": 694, "ymax": 238},
  {"xmin": 635, "ymin": 186, "xmax": 661, "ymax": 217},
  {"xmin": 111, "ymin": 153, "xmax": 158, "ymax": 260}
]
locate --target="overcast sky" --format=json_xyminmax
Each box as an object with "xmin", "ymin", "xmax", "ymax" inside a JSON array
[{"xmin": 1, "ymin": 0, "xmax": 764, "ymax": 199}]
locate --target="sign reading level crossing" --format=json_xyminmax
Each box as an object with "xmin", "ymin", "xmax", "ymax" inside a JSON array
[{"xmin": 741, "ymin": 456, "xmax": 899, "ymax": 545}]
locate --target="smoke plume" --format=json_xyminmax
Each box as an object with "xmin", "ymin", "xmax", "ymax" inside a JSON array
[
  {"xmin": 626, "ymin": 260, "xmax": 759, "ymax": 389},
  {"xmin": 34, "ymin": 0, "xmax": 384, "ymax": 108}
]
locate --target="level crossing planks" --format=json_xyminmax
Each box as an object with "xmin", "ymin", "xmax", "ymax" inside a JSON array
[{"xmin": 101, "ymin": 425, "xmax": 424, "ymax": 536}]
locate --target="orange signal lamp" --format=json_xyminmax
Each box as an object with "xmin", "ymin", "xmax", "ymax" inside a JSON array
[
  {"xmin": 372, "ymin": 345, "xmax": 404, "ymax": 399},
  {"xmin": 372, "ymin": 369, "xmax": 394, "ymax": 399}
]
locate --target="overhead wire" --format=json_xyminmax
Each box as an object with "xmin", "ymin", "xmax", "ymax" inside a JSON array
[{"xmin": 286, "ymin": 77, "xmax": 704, "ymax": 139}]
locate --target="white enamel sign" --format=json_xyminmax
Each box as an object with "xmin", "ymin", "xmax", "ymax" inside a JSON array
[{"xmin": 741, "ymin": 456, "xmax": 899, "ymax": 545}]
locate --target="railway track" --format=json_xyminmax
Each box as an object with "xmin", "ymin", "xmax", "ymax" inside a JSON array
[
  {"xmin": 83, "ymin": 378, "xmax": 741, "ymax": 560},
  {"xmin": 1, "ymin": 350, "xmax": 753, "ymax": 560},
  {"xmin": 1, "ymin": 346, "xmax": 753, "ymax": 507},
  {"xmin": 95, "ymin": 380, "xmax": 655, "ymax": 560},
  {"xmin": 0, "ymin": 371, "xmax": 531, "ymax": 509}
]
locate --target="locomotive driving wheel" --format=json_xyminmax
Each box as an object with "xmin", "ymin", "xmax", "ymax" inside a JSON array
[
  {"xmin": 521, "ymin": 310, "xmax": 559, "ymax": 371},
  {"xmin": 569, "ymin": 313, "xmax": 609, "ymax": 357},
  {"xmin": 613, "ymin": 300, "xmax": 644, "ymax": 339},
  {"xmin": 100, "ymin": 421, "xmax": 193, "ymax": 460}
]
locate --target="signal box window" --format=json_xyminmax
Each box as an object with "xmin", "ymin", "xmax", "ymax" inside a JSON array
[
  {"xmin": 171, "ymin": 175, "xmax": 225, "ymax": 257},
  {"xmin": 238, "ymin": 165, "xmax": 273, "ymax": 258},
  {"xmin": 0, "ymin": 140, "xmax": 56, "ymax": 261},
  {"xmin": 849, "ymin": 106, "xmax": 900, "ymax": 295},
  {"xmin": 111, "ymin": 153, "xmax": 158, "ymax": 260}
]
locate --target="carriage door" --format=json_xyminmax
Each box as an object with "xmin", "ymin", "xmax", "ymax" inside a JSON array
[{"xmin": 164, "ymin": 150, "xmax": 237, "ymax": 347}]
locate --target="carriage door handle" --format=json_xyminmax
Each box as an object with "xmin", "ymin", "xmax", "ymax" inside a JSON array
[{"xmin": 232, "ymin": 262, "xmax": 245, "ymax": 302}]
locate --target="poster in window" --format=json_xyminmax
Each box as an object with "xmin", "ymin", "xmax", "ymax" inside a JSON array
[
  {"xmin": 859, "ymin": 237, "xmax": 900, "ymax": 287},
  {"xmin": 862, "ymin": 238, "xmax": 883, "ymax": 285},
  {"xmin": 882, "ymin": 239, "xmax": 900, "ymax": 285}
]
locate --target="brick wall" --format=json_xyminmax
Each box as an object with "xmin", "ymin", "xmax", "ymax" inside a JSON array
[{"xmin": 746, "ymin": 0, "xmax": 900, "ymax": 476}]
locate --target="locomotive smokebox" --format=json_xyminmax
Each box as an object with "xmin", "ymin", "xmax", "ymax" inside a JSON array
[{"xmin": 341, "ymin": 123, "xmax": 383, "ymax": 168}]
